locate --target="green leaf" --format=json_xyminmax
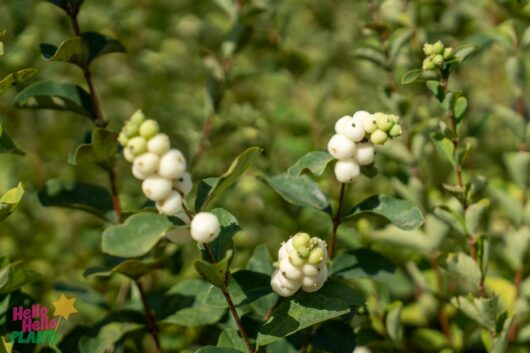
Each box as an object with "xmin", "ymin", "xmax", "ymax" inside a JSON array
[
  {"xmin": 0, "ymin": 182, "xmax": 24, "ymax": 223},
  {"xmin": 488, "ymin": 186, "xmax": 522, "ymax": 225},
  {"xmin": 287, "ymin": 151, "xmax": 333, "ymax": 177},
  {"xmin": 70, "ymin": 128, "xmax": 118, "ymax": 169},
  {"xmin": 247, "ymin": 244, "xmax": 274, "ymax": 275},
  {"xmin": 194, "ymin": 250, "xmax": 233, "ymax": 288},
  {"xmin": 260, "ymin": 174, "xmax": 331, "ymax": 214},
  {"xmin": 83, "ymin": 259, "xmax": 160, "ymax": 280},
  {"xmin": 78, "ymin": 322, "xmax": 142, "ymax": 353},
  {"xmin": 0, "ymin": 337, "xmax": 12, "ymax": 353},
  {"xmin": 504, "ymin": 152, "xmax": 530, "ymax": 188},
  {"xmin": 430, "ymin": 132, "xmax": 456, "ymax": 167},
  {"xmin": 426, "ymin": 80, "xmax": 444, "ymax": 102},
  {"xmin": 217, "ymin": 328, "xmax": 247, "ymax": 352},
  {"xmin": 0, "ymin": 124, "xmax": 24, "ymax": 155},
  {"xmin": 443, "ymin": 252, "xmax": 482, "ymax": 293},
  {"xmin": 411, "ymin": 329, "xmax": 449, "ymax": 351},
  {"xmin": 331, "ymin": 248, "xmax": 396, "ymax": 282},
  {"xmin": 15, "ymin": 81, "xmax": 96, "ymax": 120},
  {"xmin": 206, "ymin": 270, "xmax": 273, "ymax": 307},
  {"xmin": 454, "ymin": 96, "xmax": 468, "ymax": 120},
  {"xmin": 452, "ymin": 45, "xmax": 479, "ymax": 63},
  {"xmin": 491, "ymin": 317, "xmax": 513, "ymax": 353},
  {"xmin": 401, "ymin": 69, "xmax": 440, "ymax": 84},
  {"xmin": 102, "ymin": 212, "xmax": 173, "ymax": 257},
  {"xmin": 452, "ymin": 295, "xmax": 498, "ymax": 332},
  {"xmin": 345, "ymin": 194, "xmax": 424, "ymax": 230},
  {"xmin": 0, "ymin": 68, "xmax": 37, "ymax": 95},
  {"xmin": 163, "ymin": 279, "xmax": 226, "ymax": 327},
  {"xmin": 257, "ymin": 278, "xmax": 364, "ymax": 346},
  {"xmin": 386, "ymin": 301, "xmax": 403, "ymax": 344},
  {"xmin": 195, "ymin": 146, "xmax": 262, "ymax": 210},
  {"xmin": 82, "ymin": 32, "xmax": 126, "ymax": 63},
  {"xmin": 354, "ymin": 47, "xmax": 387, "ymax": 68},
  {"xmin": 434, "ymin": 206, "xmax": 466, "ymax": 235},
  {"xmin": 389, "ymin": 28, "xmax": 413, "ymax": 64},
  {"xmin": 465, "ymin": 199, "xmax": 490, "ymax": 235},
  {"xmin": 0, "ymin": 261, "xmax": 40, "ymax": 295},
  {"xmin": 38, "ymin": 179, "xmax": 114, "ymax": 221},
  {"xmin": 196, "ymin": 347, "xmax": 242, "ymax": 353},
  {"xmin": 494, "ymin": 105, "xmax": 525, "ymax": 140},
  {"xmin": 310, "ymin": 320, "xmax": 357, "ymax": 353},
  {"xmin": 202, "ymin": 208, "xmax": 241, "ymax": 262}
]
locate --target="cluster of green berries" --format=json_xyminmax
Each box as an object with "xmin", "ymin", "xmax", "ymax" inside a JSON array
[
  {"xmin": 422, "ymin": 40, "xmax": 454, "ymax": 71},
  {"xmin": 328, "ymin": 111, "xmax": 402, "ymax": 183},
  {"xmin": 271, "ymin": 233, "xmax": 329, "ymax": 297},
  {"xmin": 118, "ymin": 111, "xmax": 221, "ymax": 244}
]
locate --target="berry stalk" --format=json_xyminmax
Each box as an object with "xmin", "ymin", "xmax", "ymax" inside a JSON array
[
  {"xmin": 135, "ymin": 279, "xmax": 164, "ymax": 353},
  {"xmin": 329, "ymin": 183, "xmax": 346, "ymax": 259}
]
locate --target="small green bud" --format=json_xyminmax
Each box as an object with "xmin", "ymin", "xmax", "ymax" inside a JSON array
[
  {"xmin": 443, "ymin": 47, "xmax": 454, "ymax": 59},
  {"xmin": 432, "ymin": 54, "xmax": 444, "ymax": 66},
  {"xmin": 433, "ymin": 40, "xmax": 444, "ymax": 54},
  {"xmin": 370, "ymin": 129, "xmax": 389, "ymax": 145},
  {"xmin": 130, "ymin": 109, "xmax": 146, "ymax": 125},
  {"xmin": 139, "ymin": 119, "xmax": 160, "ymax": 140},
  {"xmin": 297, "ymin": 247, "xmax": 310, "ymax": 259},
  {"xmin": 422, "ymin": 58, "xmax": 435, "ymax": 71},
  {"xmin": 118, "ymin": 132, "xmax": 129, "ymax": 146},
  {"xmin": 308, "ymin": 248, "xmax": 324, "ymax": 265},
  {"xmin": 375, "ymin": 114, "xmax": 394, "ymax": 132},
  {"xmin": 292, "ymin": 232, "xmax": 311, "ymax": 250},
  {"xmin": 389, "ymin": 124, "xmax": 402, "ymax": 137},
  {"xmin": 391, "ymin": 114, "xmax": 400, "ymax": 124},
  {"xmin": 124, "ymin": 122, "xmax": 139, "ymax": 138},
  {"xmin": 423, "ymin": 43, "xmax": 434, "ymax": 56},
  {"xmin": 127, "ymin": 136, "xmax": 147, "ymax": 156}
]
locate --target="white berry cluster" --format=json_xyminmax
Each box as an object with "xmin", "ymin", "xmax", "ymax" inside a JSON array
[
  {"xmin": 422, "ymin": 40, "xmax": 454, "ymax": 71},
  {"xmin": 118, "ymin": 111, "xmax": 222, "ymax": 245},
  {"xmin": 328, "ymin": 111, "xmax": 402, "ymax": 183},
  {"xmin": 118, "ymin": 110, "xmax": 192, "ymax": 217},
  {"xmin": 271, "ymin": 233, "xmax": 329, "ymax": 297}
]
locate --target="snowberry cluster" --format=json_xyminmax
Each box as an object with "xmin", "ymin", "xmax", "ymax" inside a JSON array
[
  {"xmin": 328, "ymin": 111, "xmax": 402, "ymax": 183},
  {"xmin": 118, "ymin": 111, "xmax": 221, "ymax": 244},
  {"xmin": 422, "ymin": 40, "xmax": 454, "ymax": 71},
  {"xmin": 271, "ymin": 233, "xmax": 329, "ymax": 297},
  {"xmin": 118, "ymin": 110, "xmax": 192, "ymax": 217}
]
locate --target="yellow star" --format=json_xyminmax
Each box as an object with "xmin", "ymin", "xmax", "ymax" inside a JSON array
[{"xmin": 52, "ymin": 294, "xmax": 78, "ymax": 320}]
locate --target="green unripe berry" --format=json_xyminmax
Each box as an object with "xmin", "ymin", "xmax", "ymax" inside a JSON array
[
  {"xmin": 389, "ymin": 124, "xmax": 402, "ymax": 137},
  {"xmin": 391, "ymin": 114, "xmax": 400, "ymax": 124},
  {"xmin": 370, "ymin": 129, "xmax": 389, "ymax": 145},
  {"xmin": 292, "ymin": 232, "xmax": 311, "ymax": 250},
  {"xmin": 423, "ymin": 43, "xmax": 434, "ymax": 56},
  {"xmin": 433, "ymin": 40, "xmax": 444, "ymax": 54},
  {"xmin": 375, "ymin": 114, "xmax": 394, "ymax": 131},
  {"xmin": 297, "ymin": 247, "xmax": 310, "ymax": 259},
  {"xmin": 124, "ymin": 122, "xmax": 139, "ymax": 138},
  {"xmin": 127, "ymin": 136, "xmax": 147, "ymax": 156},
  {"xmin": 308, "ymin": 248, "xmax": 324, "ymax": 265},
  {"xmin": 422, "ymin": 58, "xmax": 436, "ymax": 71},
  {"xmin": 130, "ymin": 110, "xmax": 146, "ymax": 125},
  {"xmin": 443, "ymin": 47, "xmax": 454, "ymax": 59},
  {"xmin": 118, "ymin": 132, "xmax": 129, "ymax": 146},
  {"xmin": 432, "ymin": 54, "xmax": 444, "ymax": 66},
  {"xmin": 139, "ymin": 119, "xmax": 160, "ymax": 140},
  {"xmin": 288, "ymin": 254, "xmax": 304, "ymax": 267}
]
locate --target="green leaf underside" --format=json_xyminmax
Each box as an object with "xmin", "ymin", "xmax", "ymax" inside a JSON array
[
  {"xmin": 287, "ymin": 151, "xmax": 333, "ymax": 177},
  {"xmin": 15, "ymin": 80, "xmax": 96, "ymax": 119},
  {"xmin": 194, "ymin": 250, "xmax": 233, "ymax": 288},
  {"xmin": 0, "ymin": 261, "xmax": 40, "ymax": 295},
  {"xmin": 102, "ymin": 212, "xmax": 173, "ymax": 257},
  {"xmin": 78, "ymin": 322, "xmax": 142, "ymax": 353},
  {"xmin": 257, "ymin": 278, "xmax": 364, "ymax": 346},
  {"xmin": 206, "ymin": 270, "xmax": 273, "ymax": 307},
  {"xmin": 331, "ymin": 248, "xmax": 396, "ymax": 282},
  {"xmin": 0, "ymin": 68, "xmax": 37, "ymax": 95},
  {"xmin": 71, "ymin": 128, "xmax": 118, "ymax": 168},
  {"xmin": 195, "ymin": 146, "xmax": 262, "ymax": 210},
  {"xmin": 0, "ymin": 124, "xmax": 24, "ymax": 155},
  {"xmin": 0, "ymin": 182, "xmax": 24, "ymax": 222},
  {"xmin": 38, "ymin": 179, "xmax": 114, "ymax": 221},
  {"xmin": 260, "ymin": 174, "xmax": 331, "ymax": 213},
  {"xmin": 345, "ymin": 194, "xmax": 424, "ymax": 230}
]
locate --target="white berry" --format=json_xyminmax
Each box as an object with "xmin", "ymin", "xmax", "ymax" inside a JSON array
[
  {"xmin": 327, "ymin": 134, "xmax": 356, "ymax": 160},
  {"xmin": 174, "ymin": 172, "xmax": 193, "ymax": 196},
  {"xmin": 301, "ymin": 265, "xmax": 328, "ymax": 293},
  {"xmin": 142, "ymin": 176, "xmax": 173, "ymax": 201},
  {"xmin": 277, "ymin": 270, "xmax": 301, "ymax": 290},
  {"xmin": 354, "ymin": 143, "xmax": 375, "ymax": 165},
  {"xmin": 132, "ymin": 165, "xmax": 150, "ymax": 180},
  {"xmin": 341, "ymin": 116, "xmax": 365, "ymax": 142},
  {"xmin": 158, "ymin": 149, "xmax": 187, "ymax": 179},
  {"xmin": 334, "ymin": 115, "xmax": 351, "ymax": 135},
  {"xmin": 278, "ymin": 244, "xmax": 288, "ymax": 261},
  {"xmin": 271, "ymin": 270, "xmax": 298, "ymax": 297},
  {"xmin": 127, "ymin": 136, "xmax": 147, "ymax": 156},
  {"xmin": 334, "ymin": 159, "xmax": 360, "ymax": 183},
  {"xmin": 302, "ymin": 263, "xmax": 320, "ymax": 277},
  {"xmin": 123, "ymin": 147, "xmax": 135, "ymax": 162},
  {"xmin": 147, "ymin": 133, "xmax": 171, "ymax": 155},
  {"xmin": 133, "ymin": 152, "xmax": 160, "ymax": 175},
  {"xmin": 355, "ymin": 111, "xmax": 377, "ymax": 134},
  {"xmin": 190, "ymin": 212, "xmax": 221, "ymax": 243},
  {"xmin": 279, "ymin": 257, "xmax": 304, "ymax": 281},
  {"xmin": 156, "ymin": 191, "xmax": 183, "ymax": 216}
]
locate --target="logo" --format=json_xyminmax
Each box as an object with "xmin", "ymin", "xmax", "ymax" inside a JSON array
[{"xmin": 7, "ymin": 293, "xmax": 78, "ymax": 346}]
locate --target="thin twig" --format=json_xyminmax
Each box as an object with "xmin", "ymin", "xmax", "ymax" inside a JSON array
[
  {"xmin": 135, "ymin": 279, "xmax": 163, "ymax": 353},
  {"xmin": 329, "ymin": 183, "xmax": 346, "ymax": 258},
  {"xmin": 203, "ymin": 243, "xmax": 256, "ymax": 353},
  {"xmin": 108, "ymin": 168, "xmax": 122, "ymax": 222}
]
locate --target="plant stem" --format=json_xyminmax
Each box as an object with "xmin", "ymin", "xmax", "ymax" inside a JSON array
[
  {"xmin": 108, "ymin": 168, "xmax": 123, "ymax": 222},
  {"xmin": 135, "ymin": 279, "xmax": 163, "ymax": 353},
  {"xmin": 329, "ymin": 183, "xmax": 346, "ymax": 258},
  {"xmin": 508, "ymin": 269, "xmax": 523, "ymax": 342},
  {"xmin": 203, "ymin": 243, "xmax": 256, "ymax": 353},
  {"xmin": 192, "ymin": 112, "xmax": 215, "ymax": 168}
]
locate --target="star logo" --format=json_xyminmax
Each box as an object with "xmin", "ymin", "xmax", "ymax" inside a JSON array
[{"xmin": 51, "ymin": 294, "xmax": 78, "ymax": 320}]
